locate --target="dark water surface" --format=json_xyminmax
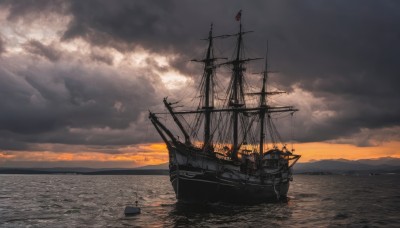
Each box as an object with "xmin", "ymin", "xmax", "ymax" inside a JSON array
[{"xmin": 0, "ymin": 174, "xmax": 399, "ymax": 227}]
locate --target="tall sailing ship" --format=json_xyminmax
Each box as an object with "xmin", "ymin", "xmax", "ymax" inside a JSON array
[{"xmin": 149, "ymin": 14, "xmax": 301, "ymax": 203}]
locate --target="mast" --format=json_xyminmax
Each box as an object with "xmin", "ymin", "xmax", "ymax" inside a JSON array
[
  {"xmin": 227, "ymin": 12, "xmax": 256, "ymax": 160},
  {"xmin": 259, "ymin": 47, "xmax": 268, "ymax": 156},
  {"xmin": 203, "ymin": 24, "xmax": 214, "ymax": 152},
  {"xmin": 231, "ymin": 22, "xmax": 242, "ymax": 160},
  {"xmin": 192, "ymin": 24, "xmax": 229, "ymax": 153},
  {"xmin": 225, "ymin": 11, "xmax": 262, "ymax": 160},
  {"xmin": 194, "ymin": 12, "xmax": 263, "ymax": 160}
]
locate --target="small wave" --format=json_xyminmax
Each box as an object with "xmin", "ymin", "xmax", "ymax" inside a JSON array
[
  {"xmin": 64, "ymin": 209, "xmax": 80, "ymax": 214},
  {"xmin": 160, "ymin": 203, "xmax": 175, "ymax": 207},
  {"xmin": 333, "ymin": 212, "xmax": 350, "ymax": 220},
  {"xmin": 352, "ymin": 189, "xmax": 373, "ymax": 194},
  {"xmin": 296, "ymin": 193, "xmax": 318, "ymax": 198},
  {"xmin": 6, "ymin": 216, "xmax": 59, "ymax": 223}
]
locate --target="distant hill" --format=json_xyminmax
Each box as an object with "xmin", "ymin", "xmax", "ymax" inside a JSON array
[
  {"xmin": 0, "ymin": 167, "xmax": 169, "ymax": 175},
  {"xmin": 294, "ymin": 157, "xmax": 400, "ymax": 174},
  {"xmin": 83, "ymin": 169, "xmax": 169, "ymax": 175},
  {"xmin": 0, "ymin": 163, "xmax": 170, "ymax": 175},
  {"xmin": 1, "ymin": 157, "xmax": 399, "ymax": 175},
  {"xmin": 356, "ymin": 157, "xmax": 400, "ymax": 166},
  {"xmin": 136, "ymin": 163, "xmax": 169, "ymax": 170}
]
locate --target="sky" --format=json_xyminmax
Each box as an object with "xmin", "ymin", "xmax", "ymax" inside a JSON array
[{"xmin": 0, "ymin": 0, "xmax": 399, "ymax": 168}]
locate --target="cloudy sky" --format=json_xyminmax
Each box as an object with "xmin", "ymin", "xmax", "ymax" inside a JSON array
[{"xmin": 0, "ymin": 0, "xmax": 399, "ymax": 168}]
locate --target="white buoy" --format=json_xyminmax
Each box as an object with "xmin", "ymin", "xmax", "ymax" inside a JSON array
[
  {"xmin": 124, "ymin": 205, "xmax": 141, "ymax": 216},
  {"xmin": 125, "ymin": 192, "xmax": 141, "ymax": 216},
  {"xmin": 124, "ymin": 201, "xmax": 140, "ymax": 216}
]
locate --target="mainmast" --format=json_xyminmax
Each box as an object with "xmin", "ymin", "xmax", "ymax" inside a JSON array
[
  {"xmin": 230, "ymin": 22, "xmax": 244, "ymax": 160},
  {"xmin": 203, "ymin": 24, "xmax": 215, "ymax": 152},
  {"xmin": 226, "ymin": 12, "xmax": 262, "ymax": 160},
  {"xmin": 259, "ymin": 48, "xmax": 268, "ymax": 156},
  {"xmin": 216, "ymin": 11, "xmax": 262, "ymax": 160}
]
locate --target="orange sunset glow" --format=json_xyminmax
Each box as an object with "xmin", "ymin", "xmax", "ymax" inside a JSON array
[{"xmin": 1, "ymin": 141, "xmax": 399, "ymax": 168}]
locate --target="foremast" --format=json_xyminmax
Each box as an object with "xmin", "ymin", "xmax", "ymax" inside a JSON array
[
  {"xmin": 201, "ymin": 24, "xmax": 216, "ymax": 152},
  {"xmin": 203, "ymin": 24, "xmax": 214, "ymax": 151},
  {"xmin": 192, "ymin": 24, "xmax": 229, "ymax": 153}
]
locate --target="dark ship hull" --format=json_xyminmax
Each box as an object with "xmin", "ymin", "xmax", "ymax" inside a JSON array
[
  {"xmin": 168, "ymin": 144, "xmax": 292, "ymax": 203},
  {"xmin": 171, "ymin": 171, "xmax": 289, "ymax": 203}
]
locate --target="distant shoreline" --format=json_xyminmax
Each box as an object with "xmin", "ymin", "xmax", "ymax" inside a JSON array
[
  {"xmin": 0, "ymin": 169, "xmax": 169, "ymax": 175},
  {"xmin": 1, "ymin": 169, "xmax": 398, "ymax": 176},
  {"xmin": 1, "ymin": 158, "xmax": 399, "ymax": 175}
]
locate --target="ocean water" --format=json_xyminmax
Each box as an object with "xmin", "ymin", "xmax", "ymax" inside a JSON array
[{"xmin": 0, "ymin": 174, "xmax": 399, "ymax": 227}]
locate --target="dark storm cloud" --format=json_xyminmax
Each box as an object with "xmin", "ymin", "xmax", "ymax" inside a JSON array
[
  {"xmin": 0, "ymin": 137, "xmax": 30, "ymax": 150},
  {"xmin": 0, "ymin": 0, "xmax": 399, "ymax": 150},
  {"xmin": 63, "ymin": 1, "xmax": 180, "ymax": 51},
  {"xmin": 0, "ymin": 36, "xmax": 5, "ymax": 54},
  {"xmin": 0, "ymin": 56, "xmax": 164, "ymax": 148},
  {"xmin": 2, "ymin": 0, "xmax": 68, "ymax": 21},
  {"xmin": 90, "ymin": 51, "xmax": 114, "ymax": 65},
  {"xmin": 60, "ymin": 0, "xmax": 400, "ymax": 143},
  {"xmin": 24, "ymin": 40, "xmax": 61, "ymax": 62},
  {"xmin": 265, "ymin": 1, "xmax": 400, "ymax": 142}
]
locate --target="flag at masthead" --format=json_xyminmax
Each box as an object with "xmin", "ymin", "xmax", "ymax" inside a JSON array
[{"xmin": 235, "ymin": 10, "xmax": 242, "ymax": 21}]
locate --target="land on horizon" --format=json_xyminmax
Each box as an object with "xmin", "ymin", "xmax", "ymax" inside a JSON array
[{"xmin": 1, "ymin": 157, "xmax": 399, "ymax": 175}]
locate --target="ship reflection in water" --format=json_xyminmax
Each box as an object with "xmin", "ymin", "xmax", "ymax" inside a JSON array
[{"xmin": 1, "ymin": 175, "xmax": 399, "ymax": 227}]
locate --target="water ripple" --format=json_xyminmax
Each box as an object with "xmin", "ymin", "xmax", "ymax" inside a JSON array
[{"xmin": 0, "ymin": 174, "xmax": 399, "ymax": 227}]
